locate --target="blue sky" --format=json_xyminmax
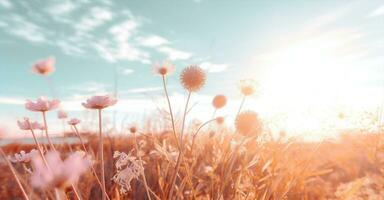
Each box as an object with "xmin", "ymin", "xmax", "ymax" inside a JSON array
[{"xmin": 0, "ymin": 0, "xmax": 383, "ymax": 139}]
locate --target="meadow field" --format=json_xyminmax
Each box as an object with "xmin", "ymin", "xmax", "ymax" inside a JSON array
[{"xmin": 0, "ymin": 60, "xmax": 383, "ymax": 200}]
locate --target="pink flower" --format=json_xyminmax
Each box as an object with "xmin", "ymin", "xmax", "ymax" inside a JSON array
[
  {"xmin": 68, "ymin": 118, "xmax": 81, "ymax": 126},
  {"xmin": 30, "ymin": 151, "xmax": 92, "ymax": 189},
  {"xmin": 25, "ymin": 97, "xmax": 60, "ymax": 112},
  {"xmin": 32, "ymin": 57, "xmax": 55, "ymax": 76},
  {"xmin": 82, "ymin": 95, "xmax": 117, "ymax": 110},
  {"xmin": 17, "ymin": 118, "xmax": 45, "ymax": 130},
  {"xmin": 9, "ymin": 149, "xmax": 38, "ymax": 163},
  {"xmin": 153, "ymin": 61, "xmax": 175, "ymax": 76},
  {"xmin": 57, "ymin": 110, "xmax": 68, "ymax": 119}
]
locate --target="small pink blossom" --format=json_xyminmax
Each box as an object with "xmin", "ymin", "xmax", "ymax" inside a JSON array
[
  {"xmin": 68, "ymin": 118, "xmax": 81, "ymax": 126},
  {"xmin": 153, "ymin": 61, "xmax": 175, "ymax": 76},
  {"xmin": 30, "ymin": 151, "xmax": 92, "ymax": 189},
  {"xmin": 9, "ymin": 149, "xmax": 38, "ymax": 163},
  {"xmin": 25, "ymin": 97, "xmax": 60, "ymax": 112},
  {"xmin": 17, "ymin": 118, "xmax": 45, "ymax": 130},
  {"xmin": 82, "ymin": 95, "xmax": 117, "ymax": 110},
  {"xmin": 57, "ymin": 110, "xmax": 68, "ymax": 119},
  {"xmin": 32, "ymin": 57, "xmax": 55, "ymax": 76}
]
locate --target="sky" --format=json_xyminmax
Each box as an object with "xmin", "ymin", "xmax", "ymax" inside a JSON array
[{"xmin": 0, "ymin": 0, "xmax": 383, "ymax": 140}]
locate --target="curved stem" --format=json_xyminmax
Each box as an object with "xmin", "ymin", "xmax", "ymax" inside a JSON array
[
  {"xmin": 191, "ymin": 118, "xmax": 217, "ymax": 151},
  {"xmin": 73, "ymin": 125, "xmax": 110, "ymax": 200},
  {"xmin": 0, "ymin": 148, "xmax": 30, "ymax": 200},
  {"xmin": 167, "ymin": 91, "xmax": 191, "ymax": 200},
  {"xmin": 42, "ymin": 111, "xmax": 56, "ymax": 151},
  {"xmin": 162, "ymin": 75, "xmax": 181, "ymax": 150},
  {"xmin": 98, "ymin": 109, "xmax": 107, "ymax": 200}
]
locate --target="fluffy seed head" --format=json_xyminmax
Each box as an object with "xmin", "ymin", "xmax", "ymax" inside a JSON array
[
  {"xmin": 235, "ymin": 111, "xmax": 262, "ymax": 136},
  {"xmin": 129, "ymin": 126, "xmax": 137, "ymax": 134},
  {"xmin": 216, "ymin": 116, "xmax": 225, "ymax": 125},
  {"xmin": 239, "ymin": 79, "xmax": 256, "ymax": 96},
  {"xmin": 180, "ymin": 65, "xmax": 206, "ymax": 92},
  {"xmin": 212, "ymin": 95, "xmax": 227, "ymax": 109}
]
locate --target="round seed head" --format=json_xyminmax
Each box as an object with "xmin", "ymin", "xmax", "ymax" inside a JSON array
[
  {"xmin": 180, "ymin": 65, "xmax": 206, "ymax": 92},
  {"xmin": 235, "ymin": 111, "xmax": 262, "ymax": 136},
  {"xmin": 212, "ymin": 95, "xmax": 227, "ymax": 109}
]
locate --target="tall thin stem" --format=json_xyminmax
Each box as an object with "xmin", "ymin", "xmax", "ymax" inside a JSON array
[
  {"xmin": 0, "ymin": 148, "xmax": 30, "ymax": 200},
  {"xmin": 162, "ymin": 75, "xmax": 181, "ymax": 150},
  {"xmin": 98, "ymin": 109, "xmax": 107, "ymax": 200},
  {"xmin": 236, "ymin": 95, "xmax": 246, "ymax": 117},
  {"xmin": 42, "ymin": 111, "xmax": 56, "ymax": 150},
  {"xmin": 73, "ymin": 125, "xmax": 110, "ymax": 200},
  {"xmin": 168, "ymin": 91, "xmax": 191, "ymax": 200},
  {"xmin": 132, "ymin": 131, "xmax": 152, "ymax": 200}
]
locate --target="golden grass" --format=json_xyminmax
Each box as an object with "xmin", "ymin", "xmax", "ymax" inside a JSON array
[{"xmin": 0, "ymin": 128, "xmax": 383, "ymax": 200}]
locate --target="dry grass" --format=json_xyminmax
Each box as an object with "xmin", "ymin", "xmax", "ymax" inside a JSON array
[{"xmin": 1, "ymin": 127, "xmax": 383, "ymax": 200}]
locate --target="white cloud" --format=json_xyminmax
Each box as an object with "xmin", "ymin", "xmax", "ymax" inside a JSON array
[
  {"xmin": 109, "ymin": 20, "xmax": 138, "ymax": 42},
  {"xmin": 137, "ymin": 35, "xmax": 169, "ymax": 47},
  {"xmin": 7, "ymin": 15, "xmax": 48, "ymax": 43},
  {"xmin": 76, "ymin": 7, "xmax": 113, "ymax": 32},
  {"xmin": 200, "ymin": 62, "xmax": 229, "ymax": 73},
  {"xmin": 66, "ymin": 82, "xmax": 110, "ymax": 93},
  {"xmin": 122, "ymin": 68, "xmax": 134, "ymax": 75},
  {"xmin": 157, "ymin": 46, "xmax": 192, "ymax": 60},
  {"xmin": 93, "ymin": 19, "xmax": 150, "ymax": 63},
  {"xmin": 47, "ymin": 1, "xmax": 77, "ymax": 16},
  {"xmin": 368, "ymin": 5, "xmax": 384, "ymax": 18},
  {"xmin": 56, "ymin": 40, "xmax": 85, "ymax": 55},
  {"xmin": 0, "ymin": 0, "xmax": 12, "ymax": 9},
  {"xmin": 125, "ymin": 87, "xmax": 163, "ymax": 93},
  {"xmin": 0, "ymin": 97, "xmax": 25, "ymax": 105}
]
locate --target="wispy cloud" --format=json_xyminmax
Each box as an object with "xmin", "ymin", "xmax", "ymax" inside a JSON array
[
  {"xmin": 0, "ymin": 97, "xmax": 25, "ymax": 105},
  {"xmin": 137, "ymin": 35, "xmax": 169, "ymax": 47},
  {"xmin": 0, "ymin": 0, "xmax": 12, "ymax": 9},
  {"xmin": 125, "ymin": 86, "xmax": 163, "ymax": 94},
  {"xmin": 75, "ymin": 7, "xmax": 113, "ymax": 32},
  {"xmin": 200, "ymin": 62, "xmax": 229, "ymax": 73},
  {"xmin": 157, "ymin": 46, "xmax": 192, "ymax": 61},
  {"xmin": 368, "ymin": 5, "xmax": 384, "ymax": 18},
  {"xmin": 65, "ymin": 82, "xmax": 110, "ymax": 93},
  {"xmin": 122, "ymin": 68, "xmax": 134, "ymax": 75},
  {"xmin": 6, "ymin": 15, "xmax": 49, "ymax": 43},
  {"xmin": 47, "ymin": 1, "xmax": 77, "ymax": 17}
]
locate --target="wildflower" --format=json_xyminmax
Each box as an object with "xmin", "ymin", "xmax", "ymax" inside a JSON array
[
  {"xmin": 82, "ymin": 95, "xmax": 117, "ymax": 110},
  {"xmin": 238, "ymin": 79, "xmax": 256, "ymax": 96},
  {"xmin": 32, "ymin": 57, "xmax": 55, "ymax": 76},
  {"xmin": 57, "ymin": 110, "xmax": 68, "ymax": 119},
  {"xmin": 212, "ymin": 95, "xmax": 227, "ymax": 109},
  {"xmin": 9, "ymin": 149, "xmax": 38, "ymax": 163},
  {"xmin": 25, "ymin": 97, "xmax": 60, "ymax": 112},
  {"xmin": 180, "ymin": 65, "xmax": 206, "ymax": 92},
  {"xmin": 17, "ymin": 118, "xmax": 44, "ymax": 130},
  {"xmin": 30, "ymin": 151, "xmax": 91, "ymax": 189},
  {"xmin": 235, "ymin": 111, "xmax": 262, "ymax": 136},
  {"xmin": 68, "ymin": 118, "xmax": 81, "ymax": 126},
  {"xmin": 112, "ymin": 151, "xmax": 144, "ymax": 194},
  {"xmin": 153, "ymin": 61, "xmax": 175, "ymax": 76}
]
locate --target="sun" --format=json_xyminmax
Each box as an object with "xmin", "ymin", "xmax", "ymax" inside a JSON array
[{"xmin": 254, "ymin": 32, "xmax": 363, "ymax": 138}]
